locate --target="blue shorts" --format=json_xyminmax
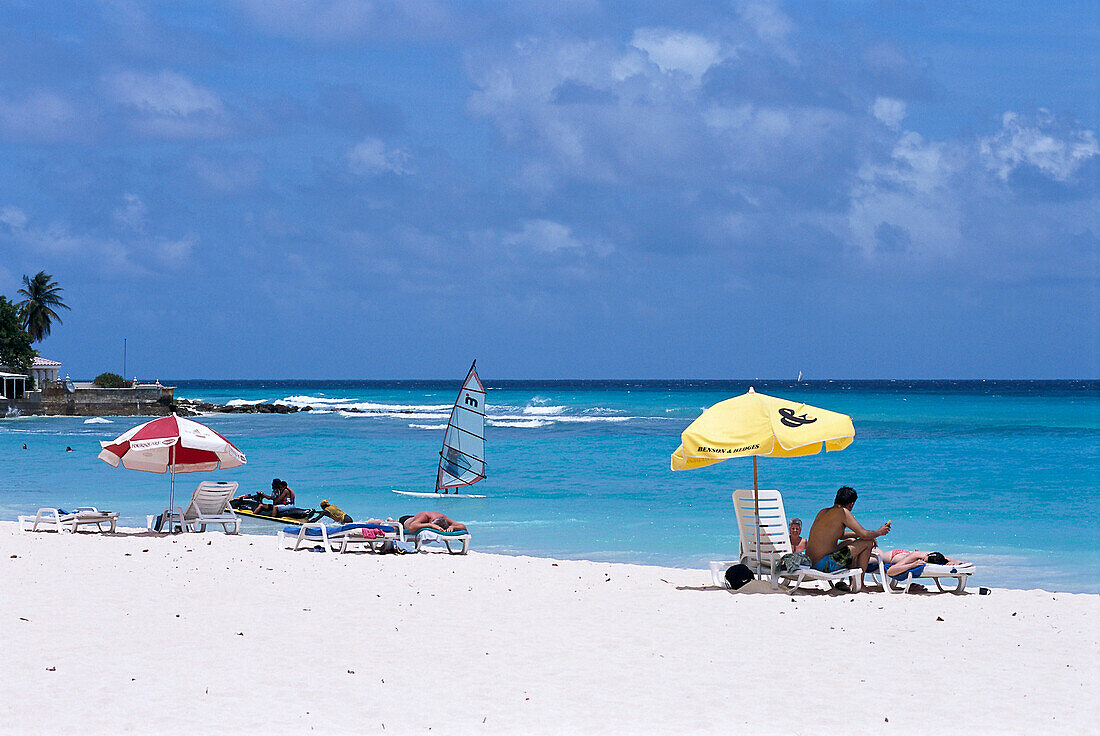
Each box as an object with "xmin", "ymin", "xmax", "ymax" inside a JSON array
[{"xmin": 812, "ymin": 547, "xmax": 853, "ymax": 573}]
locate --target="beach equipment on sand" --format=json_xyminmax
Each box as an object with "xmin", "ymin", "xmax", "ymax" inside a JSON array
[
  {"xmin": 98, "ymin": 414, "xmax": 246, "ymax": 530},
  {"xmin": 19, "ymin": 507, "xmax": 119, "ymax": 534},
  {"xmin": 671, "ymin": 388, "xmax": 854, "ymax": 575},
  {"xmin": 869, "ymin": 550, "xmax": 976, "ymax": 594},
  {"xmin": 179, "ymin": 481, "xmax": 241, "ymax": 533},
  {"xmin": 393, "ymin": 360, "xmax": 487, "ymax": 499},
  {"xmin": 712, "ymin": 489, "xmax": 862, "ymax": 592},
  {"xmin": 279, "ymin": 522, "xmax": 402, "ymax": 553}
]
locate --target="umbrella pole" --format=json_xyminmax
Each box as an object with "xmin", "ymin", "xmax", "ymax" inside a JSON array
[{"xmin": 753, "ymin": 455, "xmax": 761, "ymax": 578}]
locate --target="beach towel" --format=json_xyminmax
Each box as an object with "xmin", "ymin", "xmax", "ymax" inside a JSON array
[{"xmin": 775, "ymin": 551, "xmax": 811, "ymax": 573}]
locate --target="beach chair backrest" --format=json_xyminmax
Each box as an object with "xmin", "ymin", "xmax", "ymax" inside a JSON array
[
  {"xmin": 732, "ymin": 489, "xmax": 792, "ymax": 565},
  {"xmin": 188, "ymin": 481, "xmax": 238, "ymax": 515}
]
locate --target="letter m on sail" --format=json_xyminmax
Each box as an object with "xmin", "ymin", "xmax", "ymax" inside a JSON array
[{"xmin": 464, "ymin": 393, "xmax": 479, "ymax": 408}]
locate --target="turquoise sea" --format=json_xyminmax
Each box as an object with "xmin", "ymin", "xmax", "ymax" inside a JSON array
[{"xmin": 2, "ymin": 380, "xmax": 1097, "ymax": 593}]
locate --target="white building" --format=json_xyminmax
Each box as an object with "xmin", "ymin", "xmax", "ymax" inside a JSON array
[
  {"xmin": 28, "ymin": 356, "xmax": 62, "ymax": 386},
  {"xmin": 0, "ymin": 371, "xmax": 28, "ymax": 399}
]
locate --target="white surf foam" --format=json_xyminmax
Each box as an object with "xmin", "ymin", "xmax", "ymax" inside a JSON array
[
  {"xmin": 225, "ymin": 398, "xmax": 266, "ymax": 407},
  {"xmin": 83, "ymin": 417, "xmax": 112, "ymax": 424},
  {"xmin": 488, "ymin": 419, "xmax": 549, "ymax": 428},
  {"xmin": 523, "ymin": 405, "xmax": 565, "ymax": 416},
  {"xmin": 409, "ymin": 423, "xmax": 448, "ymax": 430}
]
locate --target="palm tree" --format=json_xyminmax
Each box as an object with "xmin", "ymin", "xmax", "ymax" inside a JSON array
[{"xmin": 16, "ymin": 271, "xmax": 70, "ymax": 343}]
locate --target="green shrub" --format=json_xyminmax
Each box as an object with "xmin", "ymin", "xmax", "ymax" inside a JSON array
[{"xmin": 93, "ymin": 372, "xmax": 128, "ymax": 388}]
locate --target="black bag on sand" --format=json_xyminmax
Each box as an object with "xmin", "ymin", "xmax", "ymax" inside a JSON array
[{"xmin": 724, "ymin": 563, "xmax": 754, "ymax": 590}]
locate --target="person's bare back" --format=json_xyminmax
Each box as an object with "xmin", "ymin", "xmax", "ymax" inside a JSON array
[
  {"xmin": 806, "ymin": 506, "xmax": 847, "ymax": 564},
  {"xmin": 805, "ymin": 486, "xmax": 890, "ymax": 573}
]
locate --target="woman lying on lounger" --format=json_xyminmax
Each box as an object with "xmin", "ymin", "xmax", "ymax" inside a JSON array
[{"xmin": 875, "ymin": 549, "xmax": 970, "ymax": 578}]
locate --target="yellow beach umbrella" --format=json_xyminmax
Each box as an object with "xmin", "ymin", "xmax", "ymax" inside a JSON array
[{"xmin": 671, "ymin": 387, "xmax": 854, "ymax": 572}]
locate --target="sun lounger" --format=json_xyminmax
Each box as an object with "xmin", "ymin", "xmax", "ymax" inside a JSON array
[
  {"xmin": 723, "ymin": 489, "xmax": 862, "ymax": 592},
  {"xmin": 871, "ymin": 552, "xmax": 976, "ymax": 593},
  {"xmin": 19, "ymin": 507, "xmax": 119, "ymax": 534},
  {"xmin": 404, "ymin": 527, "xmax": 471, "ymax": 554},
  {"xmin": 279, "ymin": 522, "xmax": 402, "ymax": 553},
  {"xmin": 181, "ymin": 481, "xmax": 240, "ymax": 534}
]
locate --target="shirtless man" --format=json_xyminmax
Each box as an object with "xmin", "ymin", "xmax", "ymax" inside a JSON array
[
  {"xmin": 806, "ymin": 486, "xmax": 890, "ymax": 574},
  {"xmin": 398, "ymin": 511, "xmax": 467, "ymax": 534}
]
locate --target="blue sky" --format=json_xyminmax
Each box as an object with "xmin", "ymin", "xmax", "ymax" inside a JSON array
[{"xmin": 0, "ymin": 1, "xmax": 1096, "ymax": 379}]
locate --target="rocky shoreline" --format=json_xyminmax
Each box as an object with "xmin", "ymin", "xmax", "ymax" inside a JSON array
[{"xmin": 174, "ymin": 397, "xmax": 374, "ymax": 416}]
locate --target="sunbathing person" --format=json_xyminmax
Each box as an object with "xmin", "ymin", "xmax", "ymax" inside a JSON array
[
  {"xmin": 876, "ymin": 548, "xmax": 970, "ymax": 578},
  {"xmin": 398, "ymin": 511, "xmax": 467, "ymax": 533},
  {"xmin": 806, "ymin": 486, "xmax": 890, "ymax": 574},
  {"xmin": 788, "ymin": 517, "xmax": 807, "ymax": 553}
]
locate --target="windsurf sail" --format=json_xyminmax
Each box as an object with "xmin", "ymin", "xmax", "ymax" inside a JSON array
[{"xmin": 436, "ymin": 361, "xmax": 486, "ymax": 493}]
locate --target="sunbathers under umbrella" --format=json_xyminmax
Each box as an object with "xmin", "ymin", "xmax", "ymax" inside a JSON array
[{"xmin": 670, "ymin": 388, "xmax": 854, "ymax": 573}]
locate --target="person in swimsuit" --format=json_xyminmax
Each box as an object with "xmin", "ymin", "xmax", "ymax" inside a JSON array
[
  {"xmin": 398, "ymin": 511, "xmax": 467, "ymax": 534},
  {"xmin": 806, "ymin": 486, "xmax": 890, "ymax": 574},
  {"xmin": 256, "ymin": 478, "xmax": 296, "ymax": 516},
  {"xmin": 876, "ymin": 549, "xmax": 970, "ymax": 578},
  {"xmin": 789, "ymin": 517, "xmax": 807, "ymax": 553}
]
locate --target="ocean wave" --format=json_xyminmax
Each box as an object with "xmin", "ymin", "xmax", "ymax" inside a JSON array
[
  {"xmin": 225, "ymin": 398, "xmax": 266, "ymax": 406},
  {"xmin": 83, "ymin": 417, "xmax": 113, "ymax": 424},
  {"xmin": 276, "ymin": 395, "xmax": 349, "ymax": 406},
  {"xmin": 409, "ymin": 423, "xmax": 447, "ymax": 430},
  {"xmin": 487, "ymin": 419, "xmax": 549, "ymax": 428},
  {"xmin": 522, "ymin": 405, "xmax": 565, "ymax": 416}
]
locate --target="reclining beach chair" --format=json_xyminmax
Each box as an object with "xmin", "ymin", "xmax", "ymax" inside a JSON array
[
  {"xmin": 182, "ymin": 481, "xmax": 240, "ymax": 534},
  {"xmin": 279, "ymin": 522, "xmax": 402, "ymax": 553},
  {"xmin": 716, "ymin": 489, "xmax": 862, "ymax": 593},
  {"xmin": 402, "ymin": 527, "xmax": 471, "ymax": 555},
  {"xmin": 869, "ymin": 551, "xmax": 976, "ymax": 594},
  {"xmin": 19, "ymin": 507, "xmax": 119, "ymax": 534}
]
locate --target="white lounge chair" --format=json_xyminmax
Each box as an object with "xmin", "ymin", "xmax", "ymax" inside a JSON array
[
  {"xmin": 279, "ymin": 522, "xmax": 402, "ymax": 553},
  {"xmin": 19, "ymin": 507, "xmax": 119, "ymax": 534},
  {"xmin": 404, "ymin": 527, "xmax": 471, "ymax": 554},
  {"xmin": 720, "ymin": 489, "xmax": 862, "ymax": 593},
  {"xmin": 181, "ymin": 481, "xmax": 240, "ymax": 534},
  {"xmin": 870, "ymin": 551, "xmax": 976, "ymax": 594}
]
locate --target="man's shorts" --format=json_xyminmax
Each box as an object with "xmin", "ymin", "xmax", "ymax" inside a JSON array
[{"xmin": 812, "ymin": 546, "xmax": 854, "ymax": 573}]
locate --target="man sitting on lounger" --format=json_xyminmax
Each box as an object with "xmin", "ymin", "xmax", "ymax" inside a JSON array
[
  {"xmin": 806, "ymin": 486, "xmax": 890, "ymax": 574},
  {"xmin": 398, "ymin": 511, "xmax": 467, "ymax": 534}
]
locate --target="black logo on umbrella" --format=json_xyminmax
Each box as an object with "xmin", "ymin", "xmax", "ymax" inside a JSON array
[{"xmin": 779, "ymin": 407, "xmax": 817, "ymax": 427}]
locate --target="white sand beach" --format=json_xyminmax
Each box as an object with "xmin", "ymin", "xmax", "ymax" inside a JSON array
[{"xmin": 1, "ymin": 522, "xmax": 1096, "ymax": 736}]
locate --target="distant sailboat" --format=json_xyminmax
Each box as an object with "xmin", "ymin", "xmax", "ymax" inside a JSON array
[
  {"xmin": 393, "ymin": 361, "xmax": 487, "ymax": 499},
  {"xmin": 797, "ymin": 370, "xmax": 802, "ymax": 383}
]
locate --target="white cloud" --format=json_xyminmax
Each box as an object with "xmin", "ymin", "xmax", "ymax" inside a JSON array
[
  {"xmin": 501, "ymin": 219, "xmax": 610, "ymax": 256},
  {"xmin": 630, "ymin": 28, "xmax": 726, "ymax": 82},
  {"xmin": 105, "ymin": 71, "xmax": 222, "ymax": 117},
  {"xmin": 980, "ymin": 110, "xmax": 1099, "ymax": 182},
  {"xmin": 348, "ymin": 137, "xmax": 410, "ymax": 176},
  {"xmin": 847, "ymin": 131, "xmax": 964, "ymax": 257},
  {"xmin": 0, "ymin": 90, "xmax": 82, "ymax": 142},
  {"xmin": 871, "ymin": 97, "xmax": 906, "ymax": 130},
  {"xmin": 737, "ymin": 0, "xmax": 795, "ymax": 63},
  {"xmin": 235, "ymin": 0, "xmax": 453, "ymax": 42},
  {"xmin": 156, "ymin": 237, "xmax": 195, "ymax": 265},
  {"xmin": 103, "ymin": 70, "xmax": 230, "ymax": 139},
  {"xmin": 113, "ymin": 194, "xmax": 148, "ymax": 233},
  {"xmin": 0, "ymin": 206, "xmax": 28, "ymax": 230}
]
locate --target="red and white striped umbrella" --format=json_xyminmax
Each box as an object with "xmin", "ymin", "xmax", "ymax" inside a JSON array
[
  {"xmin": 98, "ymin": 414, "xmax": 246, "ymax": 473},
  {"xmin": 98, "ymin": 414, "xmax": 246, "ymax": 518}
]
